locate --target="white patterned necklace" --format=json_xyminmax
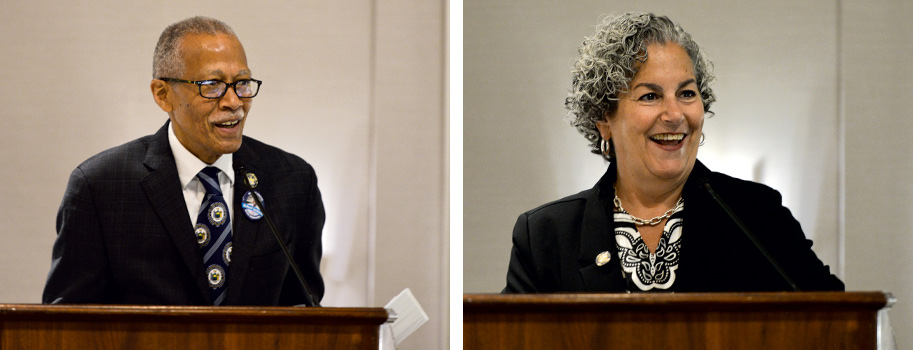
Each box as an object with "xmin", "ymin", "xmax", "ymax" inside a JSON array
[{"xmin": 613, "ymin": 190, "xmax": 684, "ymax": 226}]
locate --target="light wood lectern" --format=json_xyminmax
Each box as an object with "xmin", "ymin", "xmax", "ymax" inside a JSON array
[
  {"xmin": 0, "ymin": 304, "xmax": 389, "ymax": 349},
  {"xmin": 464, "ymin": 292, "xmax": 892, "ymax": 350}
]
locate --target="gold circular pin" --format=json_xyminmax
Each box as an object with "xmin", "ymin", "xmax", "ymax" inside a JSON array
[
  {"xmin": 595, "ymin": 251, "xmax": 611, "ymax": 266},
  {"xmin": 246, "ymin": 173, "xmax": 258, "ymax": 188}
]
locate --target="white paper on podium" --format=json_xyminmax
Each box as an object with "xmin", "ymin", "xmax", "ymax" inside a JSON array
[{"xmin": 382, "ymin": 288, "xmax": 429, "ymax": 347}]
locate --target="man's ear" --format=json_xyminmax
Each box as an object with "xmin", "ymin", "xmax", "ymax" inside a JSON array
[{"xmin": 151, "ymin": 79, "xmax": 173, "ymax": 113}]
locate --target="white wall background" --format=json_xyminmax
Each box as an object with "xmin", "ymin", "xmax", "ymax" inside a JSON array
[
  {"xmin": 466, "ymin": 0, "xmax": 910, "ymax": 347},
  {"xmin": 843, "ymin": 1, "xmax": 913, "ymax": 348},
  {"xmin": 0, "ymin": 1, "xmax": 448, "ymax": 349},
  {"xmin": 465, "ymin": 0, "xmax": 840, "ymax": 291}
]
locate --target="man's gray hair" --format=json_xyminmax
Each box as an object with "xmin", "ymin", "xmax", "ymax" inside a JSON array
[{"xmin": 152, "ymin": 16, "xmax": 237, "ymax": 78}]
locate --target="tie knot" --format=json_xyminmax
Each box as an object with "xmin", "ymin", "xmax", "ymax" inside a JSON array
[{"xmin": 197, "ymin": 167, "xmax": 223, "ymax": 195}]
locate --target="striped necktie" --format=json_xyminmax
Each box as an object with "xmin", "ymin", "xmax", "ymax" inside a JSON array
[{"xmin": 194, "ymin": 166, "xmax": 232, "ymax": 305}]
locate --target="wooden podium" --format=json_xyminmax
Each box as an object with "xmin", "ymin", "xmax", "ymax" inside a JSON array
[
  {"xmin": 0, "ymin": 304, "xmax": 389, "ymax": 349},
  {"xmin": 464, "ymin": 292, "xmax": 892, "ymax": 350}
]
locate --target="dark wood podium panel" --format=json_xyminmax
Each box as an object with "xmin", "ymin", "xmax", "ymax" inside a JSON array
[
  {"xmin": 464, "ymin": 292, "xmax": 890, "ymax": 350},
  {"xmin": 0, "ymin": 304, "xmax": 389, "ymax": 350}
]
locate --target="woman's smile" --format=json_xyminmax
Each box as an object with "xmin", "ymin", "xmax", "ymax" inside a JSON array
[{"xmin": 649, "ymin": 133, "xmax": 686, "ymax": 147}]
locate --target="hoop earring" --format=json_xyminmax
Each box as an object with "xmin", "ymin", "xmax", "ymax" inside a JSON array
[
  {"xmin": 600, "ymin": 138, "xmax": 611, "ymax": 156},
  {"xmin": 699, "ymin": 133, "xmax": 705, "ymax": 146}
]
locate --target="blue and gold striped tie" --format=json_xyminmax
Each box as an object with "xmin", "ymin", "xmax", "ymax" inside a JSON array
[{"xmin": 194, "ymin": 167, "xmax": 232, "ymax": 305}]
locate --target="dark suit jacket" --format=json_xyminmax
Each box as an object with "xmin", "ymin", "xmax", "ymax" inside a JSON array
[
  {"xmin": 43, "ymin": 122, "xmax": 325, "ymax": 305},
  {"xmin": 504, "ymin": 160, "xmax": 844, "ymax": 293}
]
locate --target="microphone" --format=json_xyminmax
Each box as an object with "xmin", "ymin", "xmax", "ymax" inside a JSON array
[
  {"xmin": 235, "ymin": 164, "xmax": 321, "ymax": 307},
  {"xmin": 700, "ymin": 178, "xmax": 799, "ymax": 291}
]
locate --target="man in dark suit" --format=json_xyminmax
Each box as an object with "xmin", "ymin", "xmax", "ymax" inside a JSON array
[{"xmin": 43, "ymin": 16, "xmax": 324, "ymax": 306}]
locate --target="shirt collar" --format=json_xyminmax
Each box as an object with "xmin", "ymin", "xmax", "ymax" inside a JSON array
[{"xmin": 168, "ymin": 122, "xmax": 235, "ymax": 189}]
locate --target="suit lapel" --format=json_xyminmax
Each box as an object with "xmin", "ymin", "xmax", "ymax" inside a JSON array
[
  {"xmin": 577, "ymin": 163, "xmax": 626, "ymax": 292},
  {"xmin": 675, "ymin": 160, "xmax": 716, "ymax": 292},
  {"xmin": 139, "ymin": 122, "xmax": 211, "ymax": 303},
  {"xmin": 224, "ymin": 140, "xmax": 265, "ymax": 305}
]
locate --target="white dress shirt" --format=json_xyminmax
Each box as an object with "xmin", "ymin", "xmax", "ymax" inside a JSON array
[{"xmin": 168, "ymin": 123, "xmax": 235, "ymax": 224}]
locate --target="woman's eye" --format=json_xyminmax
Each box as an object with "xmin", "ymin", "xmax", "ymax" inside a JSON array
[
  {"xmin": 680, "ymin": 90, "xmax": 697, "ymax": 98},
  {"xmin": 638, "ymin": 93, "xmax": 659, "ymax": 101}
]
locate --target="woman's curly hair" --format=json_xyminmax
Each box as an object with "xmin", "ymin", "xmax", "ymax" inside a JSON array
[{"xmin": 566, "ymin": 13, "xmax": 716, "ymax": 160}]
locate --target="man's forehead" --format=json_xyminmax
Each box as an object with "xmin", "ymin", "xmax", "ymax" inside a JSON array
[
  {"xmin": 178, "ymin": 33, "xmax": 250, "ymax": 78},
  {"xmin": 179, "ymin": 33, "xmax": 243, "ymax": 52},
  {"xmin": 201, "ymin": 68, "xmax": 252, "ymax": 77}
]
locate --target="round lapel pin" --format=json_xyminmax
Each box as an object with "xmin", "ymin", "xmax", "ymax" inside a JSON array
[
  {"xmin": 245, "ymin": 172, "xmax": 258, "ymax": 189},
  {"xmin": 241, "ymin": 190, "xmax": 264, "ymax": 220},
  {"xmin": 595, "ymin": 251, "xmax": 611, "ymax": 266}
]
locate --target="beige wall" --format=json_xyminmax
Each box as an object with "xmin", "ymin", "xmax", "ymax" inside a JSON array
[
  {"xmin": 465, "ymin": 0, "xmax": 840, "ymax": 291},
  {"xmin": 0, "ymin": 1, "xmax": 447, "ymax": 349},
  {"xmin": 843, "ymin": 1, "xmax": 913, "ymax": 348},
  {"xmin": 465, "ymin": 0, "xmax": 911, "ymax": 347},
  {"xmin": 373, "ymin": 1, "xmax": 449, "ymax": 347}
]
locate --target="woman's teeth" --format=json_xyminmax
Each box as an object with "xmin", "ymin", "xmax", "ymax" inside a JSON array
[{"xmin": 650, "ymin": 133, "xmax": 684, "ymax": 145}]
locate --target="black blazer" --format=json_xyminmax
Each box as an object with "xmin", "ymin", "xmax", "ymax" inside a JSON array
[
  {"xmin": 504, "ymin": 160, "xmax": 844, "ymax": 293},
  {"xmin": 44, "ymin": 122, "xmax": 325, "ymax": 305}
]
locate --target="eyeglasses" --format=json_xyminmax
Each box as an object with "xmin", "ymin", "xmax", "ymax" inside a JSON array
[{"xmin": 158, "ymin": 78, "xmax": 262, "ymax": 99}]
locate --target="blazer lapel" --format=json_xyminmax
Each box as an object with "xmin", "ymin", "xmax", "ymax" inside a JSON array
[
  {"xmin": 224, "ymin": 140, "xmax": 265, "ymax": 305},
  {"xmin": 139, "ymin": 122, "xmax": 211, "ymax": 303},
  {"xmin": 675, "ymin": 160, "xmax": 717, "ymax": 292},
  {"xmin": 577, "ymin": 163, "xmax": 626, "ymax": 292}
]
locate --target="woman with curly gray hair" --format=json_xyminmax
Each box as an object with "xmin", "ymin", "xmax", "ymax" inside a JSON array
[{"xmin": 503, "ymin": 13, "xmax": 843, "ymax": 293}]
